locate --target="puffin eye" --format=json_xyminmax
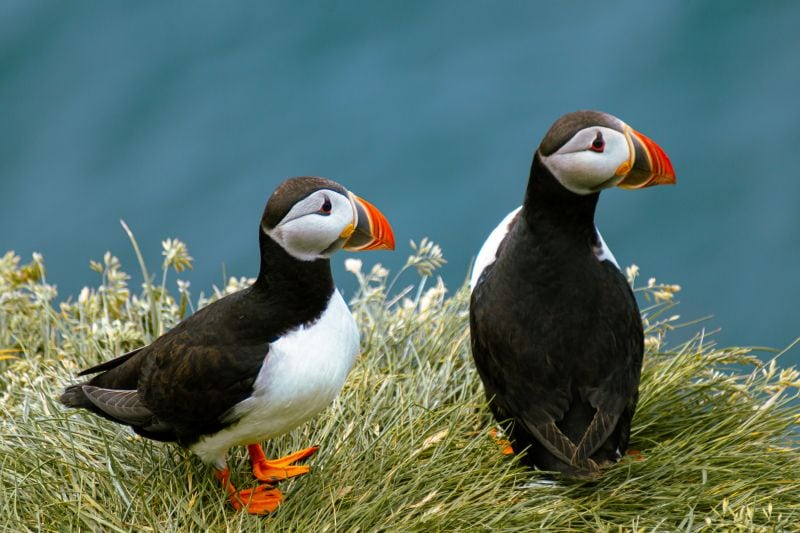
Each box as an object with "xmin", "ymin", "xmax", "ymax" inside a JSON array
[
  {"xmin": 589, "ymin": 131, "xmax": 606, "ymax": 154},
  {"xmin": 589, "ymin": 131, "xmax": 605, "ymax": 153},
  {"xmin": 320, "ymin": 197, "xmax": 332, "ymax": 214}
]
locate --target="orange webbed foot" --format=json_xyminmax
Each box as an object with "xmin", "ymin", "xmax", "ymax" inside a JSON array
[
  {"xmin": 489, "ymin": 428, "xmax": 515, "ymax": 455},
  {"xmin": 231, "ymin": 483, "xmax": 283, "ymax": 514},
  {"xmin": 215, "ymin": 467, "xmax": 283, "ymax": 515},
  {"xmin": 248, "ymin": 443, "xmax": 319, "ymax": 483}
]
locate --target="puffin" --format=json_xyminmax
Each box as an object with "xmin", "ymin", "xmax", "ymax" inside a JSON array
[
  {"xmin": 469, "ymin": 111, "xmax": 675, "ymax": 477},
  {"xmin": 60, "ymin": 176, "xmax": 395, "ymax": 514}
]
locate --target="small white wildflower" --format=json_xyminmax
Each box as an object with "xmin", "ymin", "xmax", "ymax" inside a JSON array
[
  {"xmin": 419, "ymin": 277, "xmax": 447, "ymax": 313},
  {"xmin": 162, "ymin": 238, "xmax": 193, "ymax": 273},
  {"xmin": 653, "ymin": 290, "xmax": 673, "ymax": 303},
  {"xmin": 647, "ymin": 277, "xmax": 657, "ymax": 288},
  {"xmin": 644, "ymin": 335, "xmax": 661, "ymax": 352},
  {"xmin": 625, "ymin": 264, "xmax": 639, "ymax": 284},
  {"xmin": 344, "ymin": 258, "xmax": 362, "ymax": 275},
  {"xmin": 406, "ymin": 238, "xmax": 447, "ymax": 277},
  {"xmin": 778, "ymin": 368, "xmax": 800, "ymax": 387},
  {"xmin": 30, "ymin": 282, "xmax": 57, "ymax": 302},
  {"xmin": 131, "ymin": 294, "xmax": 152, "ymax": 316},
  {"xmin": 222, "ymin": 276, "xmax": 255, "ymax": 295},
  {"xmin": 91, "ymin": 317, "xmax": 112, "ymax": 338},
  {"xmin": 370, "ymin": 264, "xmax": 389, "ymax": 278},
  {"xmin": 78, "ymin": 287, "xmax": 91, "ymax": 304},
  {"xmin": 103, "ymin": 251, "xmax": 120, "ymax": 270}
]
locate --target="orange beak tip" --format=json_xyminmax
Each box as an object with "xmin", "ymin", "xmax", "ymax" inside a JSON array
[
  {"xmin": 622, "ymin": 129, "xmax": 677, "ymax": 189},
  {"xmin": 346, "ymin": 194, "xmax": 396, "ymax": 252}
]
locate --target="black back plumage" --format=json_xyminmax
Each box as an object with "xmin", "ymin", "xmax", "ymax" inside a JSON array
[
  {"xmin": 470, "ymin": 152, "xmax": 644, "ymax": 477},
  {"xmin": 60, "ymin": 181, "xmax": 338, "ymax": 446}
]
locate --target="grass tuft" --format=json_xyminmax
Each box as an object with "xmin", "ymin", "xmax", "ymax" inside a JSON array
[{"xmin": 1, "ymin": 239, "xmax": 799, "ymax": 531}]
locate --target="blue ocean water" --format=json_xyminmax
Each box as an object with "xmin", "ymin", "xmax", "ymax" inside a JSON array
[{"xmin": 1, "ymin": 1, "xmax": 798, "ymax": 362}]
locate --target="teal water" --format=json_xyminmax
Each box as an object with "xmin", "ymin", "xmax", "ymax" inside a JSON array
[{"xmin": 1, "ymin": 2, "xmax": 798, "ymax": 363}]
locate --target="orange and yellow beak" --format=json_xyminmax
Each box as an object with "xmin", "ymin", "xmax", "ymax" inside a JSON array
[
  {"xmin": 342, "ymin": 194, "xmax": 395, "ymax": 252},
  {"xmin": 617, "ymin": 127, "xmax": 676, "ymax": 189}
]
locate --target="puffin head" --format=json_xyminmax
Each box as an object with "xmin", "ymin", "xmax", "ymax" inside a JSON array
[
  {"xmin": 538, "ymin": 110, "xmax": 676, "ymax": 195},
  {"xmin": 260, "ymin": 176, "xmax": 395, "ymax": 261}
]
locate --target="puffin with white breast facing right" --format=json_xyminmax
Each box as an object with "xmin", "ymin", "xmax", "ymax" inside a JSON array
[
  {"xmin": 60, "ymin": 176, "xmax": 394, "ymax": 514},
  {"xmin": 470, "ymin": 111, "xmax": 675, "ymax": 477}
]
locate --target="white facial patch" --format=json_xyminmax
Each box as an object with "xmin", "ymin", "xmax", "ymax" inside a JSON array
[
  {"xmin": 541, "ymin": 126, "xmax": 631, "ymax": 195},
  {"xmin": 267, "ymin": 190, "xmax": 355, "ymax": 261}
]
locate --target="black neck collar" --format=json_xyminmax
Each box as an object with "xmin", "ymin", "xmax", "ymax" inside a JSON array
[
  {"xmin": 522, "ymin": 153, "xmax": 600, "ymax": 241},
  {"xmin": 253, "ymin": 230, "xmax": 334, "ymax": 302}
]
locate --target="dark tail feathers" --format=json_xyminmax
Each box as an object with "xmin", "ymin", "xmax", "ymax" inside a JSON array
[{"xmin": 59, "ymin": 382, "xmax": 92, "ymax": 409}]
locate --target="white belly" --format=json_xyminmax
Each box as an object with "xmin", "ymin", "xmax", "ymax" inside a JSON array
[{"xmin": 190, "ymin": 290, "xmax": 359, "ymax": 467}]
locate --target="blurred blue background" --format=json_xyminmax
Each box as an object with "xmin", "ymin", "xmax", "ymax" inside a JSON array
[{"xmin": 1, "ymin": 1, "xmax": 798, "ymax": 360}]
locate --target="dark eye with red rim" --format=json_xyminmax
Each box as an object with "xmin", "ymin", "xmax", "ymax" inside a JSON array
[
  {"xmin": 320, "ymin": 197, "xmax": 332, "ymax": 214},
  {"xmin": 590, "ymin": 131, "xmax": 605, "ymax": 153}
]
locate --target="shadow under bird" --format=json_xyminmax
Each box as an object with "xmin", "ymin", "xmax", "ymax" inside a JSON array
[
  {"xmin": 469, "ymin": 110, "xmax": 676, "ymax": 477},
  {"xmin": 60, "ymin": 176, "xmax": 395, "ymax": 514}
]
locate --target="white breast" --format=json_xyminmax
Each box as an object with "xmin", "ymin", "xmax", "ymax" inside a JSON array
[
  {"xmin": 190, "ymin": 290, "xmax": 360, "ymax": 467},
  {"xmin": 593, "ymin": 230, "xmax": 620, "ymax": 269},
  {"xmin": 469, "ymin": 207, "xmax": 521, "ymax": 291}
]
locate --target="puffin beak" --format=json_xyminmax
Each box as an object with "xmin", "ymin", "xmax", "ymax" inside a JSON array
[
  {"xmin": 617, "ymin": 128, "xmax": 676, "ymax": 189},
  {"xmin": 342, "ymin": 194, "xmax": 395, "ymax": 251}
]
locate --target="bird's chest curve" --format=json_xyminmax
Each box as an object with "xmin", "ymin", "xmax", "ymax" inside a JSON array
[
  {"xmin": 246, "ymin": 290, "xmax": 360, "ymax": 423},
  {"xmin": 479, "ymin": 251, "xmax": 631, "ymax": 357}
]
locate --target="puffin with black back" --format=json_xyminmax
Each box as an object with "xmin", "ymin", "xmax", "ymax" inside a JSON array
[
  {"xmin": 469, "ymin": 111, "xmax": 676, "ymax": 477},
  {"xmin": 60, "ymin": 176, "xmax": 395, "ymax": 514}
]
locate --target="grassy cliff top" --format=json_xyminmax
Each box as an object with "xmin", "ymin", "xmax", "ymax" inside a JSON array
[{"xmin": 1, "ymin": 237, "xmax": 799, "ymax": 531}]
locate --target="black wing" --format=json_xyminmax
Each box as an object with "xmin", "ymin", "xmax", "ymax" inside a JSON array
[
  {"xmin": 77, "ymin": 347, "xmax": 144, "ymax": 376},
  {"xmin": 61, "ymin": 287, "xmax": 283, "ymax": 444},
  {"xmin": 137, "ymin": 302, "xmax": 273, "ymax": 444}
]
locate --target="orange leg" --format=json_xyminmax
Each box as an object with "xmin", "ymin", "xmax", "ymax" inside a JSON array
[
  {"xmin": 625, "ymin": 449, "xmax": 644, "ymax": 461},
  {"xmin": 215, "ymin": 467, "xmax": 283, "ymax": 515},
  {"xmin": 489, "ymin": 428, "xmax": 515, "ymax": 455},
  {"xmin": 248, "ymin": 443, "xmax": 319, "ymax": 483}
]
